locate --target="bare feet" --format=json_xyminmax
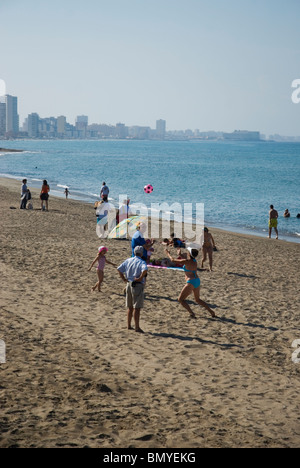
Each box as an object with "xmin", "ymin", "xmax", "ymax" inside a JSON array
[
  {"xmin": 135, "ymin": 328, "xmax": 144, "ymax": 333},
  {"xmin": 189, "ymin": 312, "xmax": 196, "ymax": 319}
]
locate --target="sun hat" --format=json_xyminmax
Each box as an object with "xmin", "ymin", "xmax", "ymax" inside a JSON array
[
  {"xmin": 187, "ymin": 246, "xmax": 198, "ymax": 258},
  {"xmin": 98, "ymin": 246, "xmax": 108, "ymax": 253}
]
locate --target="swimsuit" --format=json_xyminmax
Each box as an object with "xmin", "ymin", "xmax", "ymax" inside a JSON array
[
  {"xmin": 183, "ymin": 260, "xmax": 200, "ymax": 288},
  {"xmin": 97, "ymin": 256, "xmax": 106, "ymax": 271},
  {"xmin": 269, "ymin": 218, "xmax": 278, "ymax": 228}
]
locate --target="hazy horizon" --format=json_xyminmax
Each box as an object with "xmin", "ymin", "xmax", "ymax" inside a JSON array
[{"xmin": 1, "ymin": 0, "xmax": 300, "ymax": 135}]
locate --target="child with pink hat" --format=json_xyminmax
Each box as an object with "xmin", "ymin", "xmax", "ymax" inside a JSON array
[{"xmin": 88, "ymin": 246, "xmax": 116, "ymax": 292}]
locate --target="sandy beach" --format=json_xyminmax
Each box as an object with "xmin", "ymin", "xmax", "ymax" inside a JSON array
[{"xmin": 0, "ymin": 177, "xmax": 299, "ymax": 448}]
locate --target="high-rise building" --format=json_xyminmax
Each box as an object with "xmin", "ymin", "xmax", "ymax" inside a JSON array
[
  {"xmin": 75, "ymin": 115, "xmax": 88, "ymax": 138},
  {"xmin": 57, "ymin": 115, "xmax": 66, "ymax": 135},
  {"xmin": 0, "ymin": 102, "xmax": 6, "ymax": 136},
  {"xmin": 156, "ymin": 119, "xmax": 166, "ymax": 139},
  {"xmin": 0, "ymin": 94, "xmax": 19, "ymax": 136},
  {"xmin": 27, "ymin": 113, "xmax": 39, "ymax": 138}
]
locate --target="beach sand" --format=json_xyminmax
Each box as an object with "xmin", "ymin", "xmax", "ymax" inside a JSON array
[{"xmin": 0, "ymin": 178, "xmax": 299, "ymax": 448}]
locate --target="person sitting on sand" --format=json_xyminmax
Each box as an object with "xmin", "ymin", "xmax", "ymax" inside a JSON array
[
  {"xmin": 88, "ymin": 246, "xmax": 116, "ymax": 292},
  {"xmin": 161, "ymin": 233, "xmax": 186, "ymax": 248},
  {"xmin": 201, "ymin": 227, "xmax": 216, "ymax": 271},
  {"xmin": 165, "ymin": 247, "xmax": 215, "ymax": 319},
  {"xmin": 284, "ymin": 209, "xmax": 290, "ymax": 218}
]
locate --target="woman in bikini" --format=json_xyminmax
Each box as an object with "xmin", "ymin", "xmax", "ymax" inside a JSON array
[
  {"xmin": 165, "ymin": 247, "xmax": 215, "ymax": 319},
  {"xmin": 201, "ymin": 227, "xmax": 216, "ymax": 271}
]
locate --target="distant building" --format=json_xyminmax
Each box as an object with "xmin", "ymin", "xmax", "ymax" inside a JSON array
[
  {"xmin": 129, "ymin": 126, "xmax": 151, "ymax": 139},
  {"xmin": 223, "ymin": 130, "xmax": 260, "ymax": 141},
  {"xmin": 27, "ymin": 113, "xmax": 39, "ymax": 138},
  {"xmin": 115, "ymin": 122, "xmax": 128, "ymax": 139},
  {"xmin": 75, "ymin": 115, "xmax": 88, "ymax": 138},
  {"xmin": 57, "ymin": 115, "xmax": 66, "ymax": 136},
  {"xmin": 0, "ymin": 94, "xmax": 19, "ymax": 136},
  {"xmin": 156, "ymin": 119, "xmax": 166, "ymax": 139},
  {"xmin": 0, "ymin": 102, "xmax": 6, "ymax": 136}
]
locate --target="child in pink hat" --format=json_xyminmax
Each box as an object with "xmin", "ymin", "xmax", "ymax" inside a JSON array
[{"xmin": 88, "ymin": 246, "xmax": 116, "ymax": 292}]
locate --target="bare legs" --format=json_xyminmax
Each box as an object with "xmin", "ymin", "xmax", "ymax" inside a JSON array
[
  {"xmin": 201, "ymin": 247, "xmax": 213, "ymax": 271},
  {"xmin": 127, "ymin": 307, "xmax": 144, "ymax": 333},
  {"xmin": 268, "ymin": 227, "xmax": 278, "ymax": 239},
  {"xmin": 91, "ymin": 270, "xmax": 104, "ymax": 292},
  {"xmin": 178, "ymin": 284, "xmax": 215, "ymax": 318}
]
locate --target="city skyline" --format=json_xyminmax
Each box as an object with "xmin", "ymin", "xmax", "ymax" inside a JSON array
[
  {"xmin": 1, "ymin": 1, "xmax": 300, "ymax": 136},
  {"xmin": 1, "ymin": 91, "xmax": 300, "ymax": 141}
]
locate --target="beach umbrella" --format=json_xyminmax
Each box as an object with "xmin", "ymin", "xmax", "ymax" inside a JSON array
[{"xmin": 108, "ymin": 215, "xmax": 147, "ymax": 239}]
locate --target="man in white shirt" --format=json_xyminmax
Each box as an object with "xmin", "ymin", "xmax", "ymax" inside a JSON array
[{"xmin": 117, "ymin": 246, "xmax": 148, "ymax": 333}]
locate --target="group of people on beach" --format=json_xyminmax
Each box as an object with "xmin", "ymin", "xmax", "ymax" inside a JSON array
[
  {"xmin": 88, "ymin": 216, "xmax": 217, "ymax": 333},
  {"xmin": 20, "ymin": 179, "xmax": 50, "ymax": 211},
  {"xmin": 89, "ymin": 182, "xmax": 300, "ymax": 332}
]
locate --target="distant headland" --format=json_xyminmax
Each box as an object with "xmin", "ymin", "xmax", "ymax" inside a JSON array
[{"xmin": 0, "ymin": 148, "xmax": 23, "ymax": 153}]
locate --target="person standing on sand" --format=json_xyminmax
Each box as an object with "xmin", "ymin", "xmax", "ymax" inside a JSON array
[
  {"xmin": 20, "ymin": 179, "xmax": 29, "ymax": 209},
  {"xmin": 269, "ymin": 205, "xmax": 279, "ymax": 239},
  {"xmin": 40, "ymin": 180, "xmax": 50, "ymax": 211},
  {"xmin": 201, "ymin": 227, "xmax": 216, "ymax": 271},
  {"xmin": 88, "ymin": 246, "xmax": 116, "ymax": 292},
  {"xmin": 165, "ymin": 247, "xmax": 215, "ymax": 319},
  {"xmin": 117, "ymin": 246, "xmax": 148, "ymax": 333},
  {"xmin": 100, "ymin": 182, "xmax": 109, "ymax": 202}
]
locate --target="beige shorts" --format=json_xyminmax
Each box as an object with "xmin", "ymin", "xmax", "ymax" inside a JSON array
[{"xmin": 126, "ymin": 282, "xmax": 145, "ymax": 309}]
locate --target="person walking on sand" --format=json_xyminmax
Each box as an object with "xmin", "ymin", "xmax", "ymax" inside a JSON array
[
  {"xmin": 117, "ymin": 245, "xmax": 148, "ymax": 333},
  {"xmin": 165, "ymin": 247, "xmax": 215, "ymax": 319},
  {"xmin": 269, "ymin": 205, "xmax": 279, "ymax": 239},
  {"xmin": 201, "ymin": 227, "xmax": 216, "ymax": 271},
  {"xmin": 88, "ymin": 246, "xmax": 116, "ymax": 292},
  {"xmin": 40, "ymin": 179, "xmax": 50, "ymax": 211}
]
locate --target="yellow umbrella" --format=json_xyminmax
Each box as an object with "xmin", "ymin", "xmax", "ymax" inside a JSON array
[{"xmin": 108, "ymin": 215, "xmax": 147, "ymax": 239}]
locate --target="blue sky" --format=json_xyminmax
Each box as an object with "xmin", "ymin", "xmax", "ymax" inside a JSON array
[{"xmin": 1, "ymin": 0, "xmax": 300, "ymax": 135}]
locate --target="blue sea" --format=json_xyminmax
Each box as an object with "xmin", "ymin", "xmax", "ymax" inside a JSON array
[{"xmin": 0, "ymin": 139, "xmax": 300, "ymax": 243}]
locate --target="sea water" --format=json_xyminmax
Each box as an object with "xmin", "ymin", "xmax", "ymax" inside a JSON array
[{"xmin": 0, "ymin": 139, "xmax": 299, "ymax": 243}]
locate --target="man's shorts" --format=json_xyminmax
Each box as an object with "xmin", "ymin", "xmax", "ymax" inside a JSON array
[
  {"xmin": 126, "ymin": 282, "xmax": 145, "ymax": 309},
  {"xmin": 269, "ymin": 218, "xmax": 278, "ymax": 228}
]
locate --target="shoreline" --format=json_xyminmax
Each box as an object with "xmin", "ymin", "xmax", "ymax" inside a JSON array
[
  {"xmin": 1, "ymin": 176, "xmax": 299, "ymax": 244},
  {"xmin": 0, "ymin": 175, "xmax": 300, "ymax": 448}
]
